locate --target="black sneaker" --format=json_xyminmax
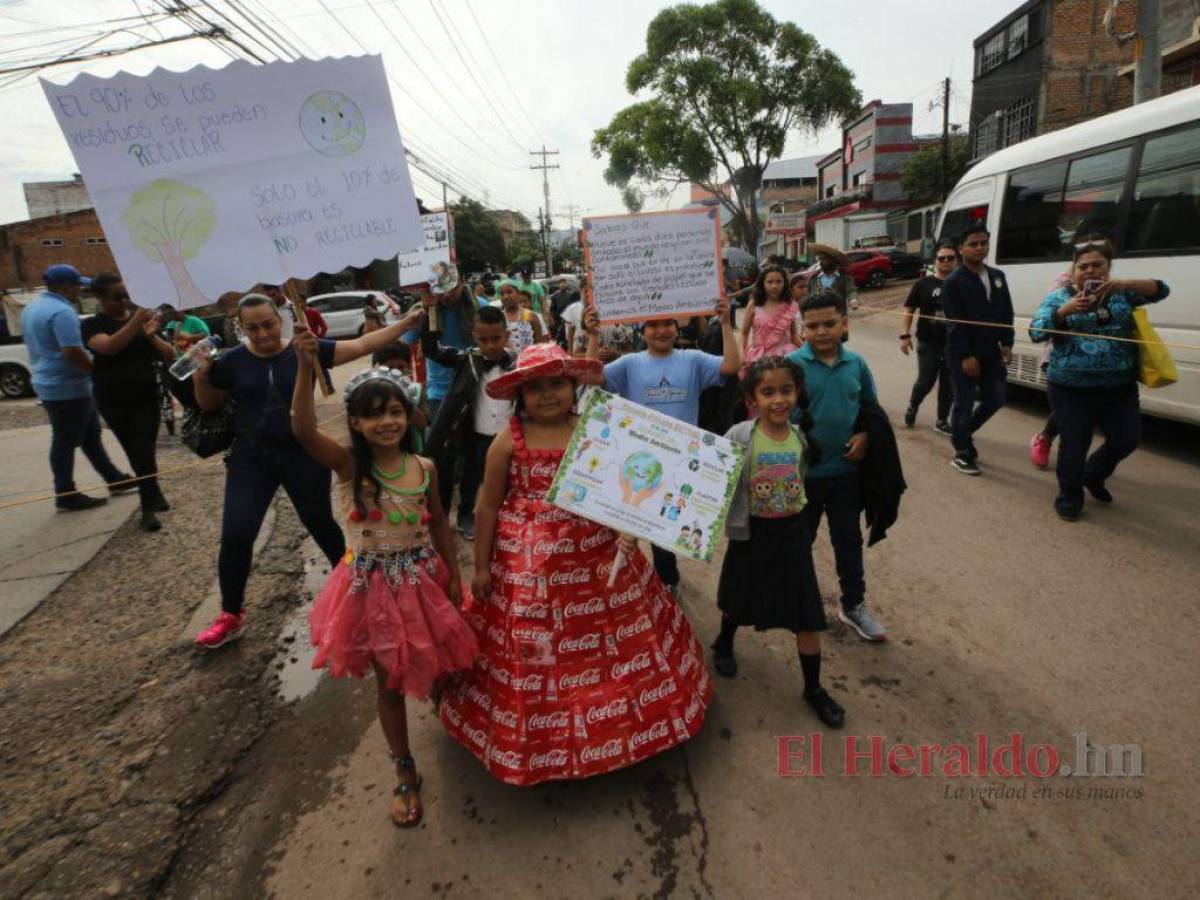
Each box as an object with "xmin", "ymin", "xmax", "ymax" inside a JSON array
[
  {"xmin": 1055, "ymin": 499, "xmax": 1081, "ymax": 521},
  {"xmin": 711, "ymin": 642, "xmax": 738, "ymax": 678},
  {"xmin": 457, "ymin": 516, "xmax": 475, "ymax": 541},
  {"xmin": 903, "ymin": 407, "xmax": 916, "ymax": 428},
  {"xmin": 804, "ymin": 687, "xmax": 845, "ymax": 729},
  {"xmin": 934, "ymin": 420, "xmax": 952, "ymax": 437},
  {"xmin": 1085, "ymin": 481, "xmax": 1113, "ymax": 503},
  {"xmin": 56, "ymin": 492, "xmax": 108, "ymax": 511},
  {"xmin": 140, "ymin": 511, "xmax": 162, "ymax": 532},
  {"xmin": 951, "ymin": 455, "xmax": 981, "ymax": 476},
  {"xmin": 107, "ymin": 472, "xmax": 138, "ymax": 494}
]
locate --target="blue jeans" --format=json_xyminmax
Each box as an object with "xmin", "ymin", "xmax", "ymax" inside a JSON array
[
  {"xmin": 802, "ymin": 473, "xmax": 864, "ymax": 612},
  {"xmin": 1047, "ymin": 381, "xmax": 1140, "ymax": 509},
  {"xmin": 948, "ymin": 354, "xmax": 1007, "ymax": 458},
  {"xmin": 219, "ymin": 440, "xmax": 344, "ymax": 615},
  {"xmin": 42, "ymin": 396, "xmax": 122, "ymax": 497}
]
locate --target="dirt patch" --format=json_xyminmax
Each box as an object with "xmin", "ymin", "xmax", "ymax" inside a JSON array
[
  {"xmin": 0, "ymin": 457, "xmax": 313, "ymax": 899},
  {"xmin": 0, "ymin": 401, "xmax": 50, "ymax": 432}
]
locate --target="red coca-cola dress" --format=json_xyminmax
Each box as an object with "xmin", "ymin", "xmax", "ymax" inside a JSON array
[{"xmin": 439, "ymin": 417, "xmax": 712, "ymax": 785}]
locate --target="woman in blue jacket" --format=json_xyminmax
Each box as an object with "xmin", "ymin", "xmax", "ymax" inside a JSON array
[{"xmin": 1029, "ymin": 240, "xmax": 1169, "ymax": 521}]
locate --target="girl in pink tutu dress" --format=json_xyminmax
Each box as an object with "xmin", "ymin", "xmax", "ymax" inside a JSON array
[
  {"xmin": 740, "ymin": 264, "xmax": 802, "ymax": 375},
  {"xmin": 291, "ymin": 347, "xmax": 478, "ymax": 828}
]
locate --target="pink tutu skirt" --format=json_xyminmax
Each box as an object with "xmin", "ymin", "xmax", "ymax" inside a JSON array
[{"xmin": 309, "ymin": 549, "xmax": 479, "ymax": 698}]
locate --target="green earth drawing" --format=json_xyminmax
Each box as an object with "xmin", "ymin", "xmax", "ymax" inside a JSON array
[
  {"xmin": 299, "ymin": 91, "xmax": 366, "ymax": 157},
  {"xmin": 623, "ymin": 451, "xmax": 664, "ymax": 494}
]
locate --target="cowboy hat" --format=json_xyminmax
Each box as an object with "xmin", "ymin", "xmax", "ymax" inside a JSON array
[
  {"xmin": 486, "ymin": 343, "xmax": 603, "ymax": 400},
  {"xmin": 808, "ymin": 243, "xmax": 850, "ymax": 268}
]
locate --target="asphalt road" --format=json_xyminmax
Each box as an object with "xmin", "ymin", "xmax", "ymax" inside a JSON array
[{"xmin": 165, "ymin": 311, "xmax": 1200, "ymax": 899}]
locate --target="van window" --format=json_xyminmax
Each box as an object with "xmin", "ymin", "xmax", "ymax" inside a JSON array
[
  {"xmin": 1058, "ymin": 146, "xmax": 1131, "ymax": 245},
  {"xmin": 1126, "ymin": 123, "xmax": 1200, "ymax": 253},
  {"xmin": 997, "ymin": 160, "xmax": 1067, "ymax": 262},
  {"xmin": 939, "ymin": 205, "xmax": 990, "ymax": 246}
]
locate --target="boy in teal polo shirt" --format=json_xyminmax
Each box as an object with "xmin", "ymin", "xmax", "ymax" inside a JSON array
[{"xmin": 787, "ymin": 291, "xmax": 887, "ymax": 642}]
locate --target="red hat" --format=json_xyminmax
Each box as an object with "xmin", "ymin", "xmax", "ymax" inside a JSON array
[{"xmin": 486, "ymin": 343, "xmax": 603, "ymax": 400}]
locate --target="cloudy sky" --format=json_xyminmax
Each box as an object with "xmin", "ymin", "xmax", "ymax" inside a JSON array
[{"xmin": 0, "ymin": 0, "xmax": 1008, "ymax": 227}]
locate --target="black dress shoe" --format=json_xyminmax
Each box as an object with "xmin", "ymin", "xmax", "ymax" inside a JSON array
[
  {"xmin": 56, "ymin": 492, "xmax": 108, "ymax": 511},
  {"xmin": 108, "ymin": 472, "xmax": 138, "ymax": 494},
  {"xmin": 711, "ymin": 642, "xmax": 738, "ymax": 678},
  {"xmin": 903, "ymin": 407, "xmax": 916, "ymax": 428},
  {"xmin": 1085, "ymin": 481, "xmax": 1113, "ymax": 503},
  {"xmin": 804, "ymin": 687, "xmax": 845, "ymax": 729},
  {"xmin": 140, "ymin": 511, "xmax": 162, "ymax": 532},
  {"xmin": 1055, "ymin": 500, "xmax": 1081, "ymax": 521}
]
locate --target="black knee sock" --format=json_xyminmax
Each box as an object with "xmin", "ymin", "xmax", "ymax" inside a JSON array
[
  {"xmin": 714, "ymin": 616, "xmax": 738, "ymax": 649},
  {"xmin": 799, "ymin": 651, "xmax": 821, "ymax": 694}
]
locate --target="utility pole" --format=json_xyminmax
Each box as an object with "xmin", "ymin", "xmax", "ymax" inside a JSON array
[
  {"xmin": 940, "ymin": 77, "xmax": 951, "ymax": 201},
  {"xmin": 1134, "ymin": 0, "xmax": 1161, "ymax": 104},
  {"xmin": 537, "ymin": 207, "xmax": 549, "ymax": 273},
  {"xmin": 560, "ymin": 203, "xmax": 581, "ymax": 231},
  {"xmin": 530, "ymin": 145, "xmax": 559, "ymax": 275}
]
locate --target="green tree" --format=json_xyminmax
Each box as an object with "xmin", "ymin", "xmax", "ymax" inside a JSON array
[
  {"xmin": 450, "ymin": 198, "xmax": 506, "ymax": 272},
  {"xmin": 506, "ymin": 233, "xmax": 542, "ymax": 273},
  {"xmin": 592, "ymin": 0, "xmax": 860, "ymax": 251},
  {"xmin": 555, "ymin": 236, "xmax": 582, "ymax": 273},
  {"xmin": 620, "ymin": 185, "xmax": 645, "ymax": 214},
  {"xmin": 900, "ymin": 133, "xmax": 971, "ymax": 206}
]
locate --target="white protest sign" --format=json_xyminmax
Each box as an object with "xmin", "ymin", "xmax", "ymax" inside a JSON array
[
  {"xmin": 582, "ymin": 207, "xmax": 722, "ymax": 324},
  {"xmin": 396, "ymin": 211, "xmax": 459, "ymax": 293},
  {"xmin": 546, "ymin": 388, "xmax": 744, "ymax": 563},
  {"xmin": 41, "ymin": 56, "xmax": 422, "ymax": 310}
]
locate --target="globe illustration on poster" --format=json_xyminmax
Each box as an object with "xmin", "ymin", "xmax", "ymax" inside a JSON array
[
  {"xmin": 623, "ymin": 451, "xmax": 664, "ymax": 494},
  {"xmin": 299, "ymin": 91, "xmax": 366, "ymax": 157}
]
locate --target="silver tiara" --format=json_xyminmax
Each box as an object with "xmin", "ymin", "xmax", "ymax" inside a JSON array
[{"xmin": 343, "ymin": 367, "xmax": 422, "ymax": 407}]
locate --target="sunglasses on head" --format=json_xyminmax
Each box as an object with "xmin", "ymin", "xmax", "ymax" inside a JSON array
[{"xmin": 1074, "ymin": 240, "xmax": 1111, "ymax": 252}]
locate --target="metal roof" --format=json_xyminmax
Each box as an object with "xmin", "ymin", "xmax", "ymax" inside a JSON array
[{"xmin": 762, "ymin": 154, "xmax": 823, "ymax": 182}]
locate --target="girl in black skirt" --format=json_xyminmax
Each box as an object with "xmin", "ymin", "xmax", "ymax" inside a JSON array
[{"xmin": 712, "ymin": 357, "xmax": 845, "ymax": 728}]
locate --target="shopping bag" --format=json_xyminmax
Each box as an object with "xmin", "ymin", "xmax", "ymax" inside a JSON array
[{"xmin": 1132, "ymin": 307, "xmax": 1177, "ymax": 389}]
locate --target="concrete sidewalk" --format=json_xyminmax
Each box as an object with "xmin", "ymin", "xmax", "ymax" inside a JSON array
[{"xmin": 0, "ymin": 421, "xmax": 137, "ymax": 636}]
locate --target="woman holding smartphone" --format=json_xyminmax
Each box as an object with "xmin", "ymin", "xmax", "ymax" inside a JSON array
[{"xmin": 1029, "ymin": 239, "xmax": 1170, "ymax": 521}]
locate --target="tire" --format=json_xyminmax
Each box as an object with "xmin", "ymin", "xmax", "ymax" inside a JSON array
[
  {"xmin": 0, "ymin": 364, "xmax": 32, "ymax": 399},
  {"xmin": 867, "ymin": 270, "xmax": 887, "ymax": 289}
]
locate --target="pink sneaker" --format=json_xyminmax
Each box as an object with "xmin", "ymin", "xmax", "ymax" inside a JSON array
[
  {"xmin": 1029, "ymin": 433, "xmax": 1052, "ymax": 470},
  {"xmin": 195, "ymin": 612, "xmax": 245, "ymax": 649}
]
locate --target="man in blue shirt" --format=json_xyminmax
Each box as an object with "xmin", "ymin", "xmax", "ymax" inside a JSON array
[
  {"xmin": 21, "ymin": 264, "xmax": 131, "ymax": 510},
  {"xmin": 787, "ymin": 291, "xmax": 887, "ymax": 642},
  {"xmin": 585, "ymin": 297, "xmax": 739, "ymax": 592},
  {"xmin": 403, "ymin": 284, "xmax": 485, "ymax": 420}
]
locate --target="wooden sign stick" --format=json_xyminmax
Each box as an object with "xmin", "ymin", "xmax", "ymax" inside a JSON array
[{"xmin": 289, "ymin": 293, "xmax": 334, "ymax": 397}]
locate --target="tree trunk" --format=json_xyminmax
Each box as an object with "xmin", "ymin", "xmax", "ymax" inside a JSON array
[{"xmin": 157, "ymin": 241, "xmax": 209, "ymax": 309}]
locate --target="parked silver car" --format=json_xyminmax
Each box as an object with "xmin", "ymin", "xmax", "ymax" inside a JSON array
[{"xmin": 306, "ymin": 291, "xmax": 401, "ymax": 338}]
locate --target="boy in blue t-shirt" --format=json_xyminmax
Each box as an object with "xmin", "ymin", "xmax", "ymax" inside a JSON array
[
  {"xmin": 584, "ymin": 298, "xmax": 740, "ymax": 591},
  {"xmin": 786, "ymin": 291, "xmax": 887, "ymax": 642}
]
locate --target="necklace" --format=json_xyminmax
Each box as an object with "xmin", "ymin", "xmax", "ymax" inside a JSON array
[{"xmin": 371, "ymin": 453, "xmax": 409, "ymax": 481}]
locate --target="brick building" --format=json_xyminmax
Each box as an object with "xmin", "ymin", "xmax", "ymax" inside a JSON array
[
  {"xmin": 803, "ymin": 101, "xmax": 938, "ymax": 250},
  {"xmin": 969, "ymin": 0, "xmax": 1200, "ymax": 162},
  {"xmin": 0, "ymin": 208, "xmax": 117, "ymax": 291}
]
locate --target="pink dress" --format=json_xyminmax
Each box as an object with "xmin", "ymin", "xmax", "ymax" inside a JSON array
[
  {"xmin": 308, "ymin": 462, "xmax": 478, "ymax": 698},
  {"xmin": 743, "ymin": 301, "xmax": 799, "ymax": 372}
]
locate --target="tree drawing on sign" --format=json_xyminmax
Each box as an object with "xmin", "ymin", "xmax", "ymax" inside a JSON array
[{"xmin": 120, "ymin": 179, "xmax": 216, "ymax": 307}]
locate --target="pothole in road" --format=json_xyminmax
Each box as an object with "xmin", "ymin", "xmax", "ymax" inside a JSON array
[{"xmin": 274, "ymin": 543, "xmax": 326, "ymax": 703}]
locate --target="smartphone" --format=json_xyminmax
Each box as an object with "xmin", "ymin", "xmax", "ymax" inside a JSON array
[{"xmin": 1083, "ymin": 279, "xmax": 1103, "ymax": 296}]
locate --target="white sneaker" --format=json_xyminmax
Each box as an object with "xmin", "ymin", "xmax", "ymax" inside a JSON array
[{"xmin": 839, "ymin": 604, "xmax": 887, "ymax": 642}]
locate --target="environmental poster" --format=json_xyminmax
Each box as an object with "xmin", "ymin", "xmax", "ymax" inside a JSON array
[
  {"xmin": 546, "ymin": 388, "xmax": 744, "ymax": 563},
  {"xmin": 581, "ymin": 207, "xmax": 723, "ymax": 324},
  {"xmin": 397, "ymin": 211, "xmax": 458, "ymax": 293},
  {"xmin": 41, "ymin": 55, "xmax": 423, "ymax": 310}
]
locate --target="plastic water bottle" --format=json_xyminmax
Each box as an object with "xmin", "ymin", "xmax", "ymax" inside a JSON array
[{"xmin": 169, "ymin": 334, "xmax": 223, "ymax": 380}]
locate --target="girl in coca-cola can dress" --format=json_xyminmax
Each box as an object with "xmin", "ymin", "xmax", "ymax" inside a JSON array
[{"xmin": 439, "ymin": 344, "xmax": 712, "ymax": 785}]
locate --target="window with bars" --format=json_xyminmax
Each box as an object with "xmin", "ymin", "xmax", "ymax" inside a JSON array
[
  {"xmin": 1007, "ymin": 15, "xmax": 1029, "ymax": 59},
  {"xmin": 980, "ymin": 33, "xmax": 1005, "ymax": 74},
  {"xmin": 974, "ymin": 113, "xmax": 1001, "ymax": 158},
  {"xmin": 1004, "ymin": 96, "xmax": 1037, "ymax": 147},
  {"xmin": 40, "ymin": 238, "xmax": 63, "ymax": 247}
]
